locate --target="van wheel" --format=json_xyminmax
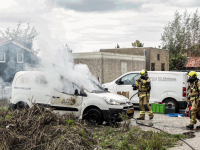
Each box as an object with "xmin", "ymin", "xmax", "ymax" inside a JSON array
[
  {"xmin": 164, "ymin": 99, "xmax": 178, "ymax": 113},
  {"xmin": 86, "ymin": 108, "xmax": 103, "ymax": 125},
  {"xmin": 15, "ymin": 101, "xmax": 29, "ymax": 109}
]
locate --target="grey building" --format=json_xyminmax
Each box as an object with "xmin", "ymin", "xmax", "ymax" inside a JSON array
[
  {"xmin": 73, "ymin": 52, "xmax": 145, "ymax": 84},
  {"xmin": 100, "ymin": 47, "xmax": 169, "ymax": 71},
  {"xmin": 0, "ymin": 39, "xmax": 41, "ymax": 99},
  {"xmin": 0, "ymin": 39, "xmax": 40, "ymax": 83}
]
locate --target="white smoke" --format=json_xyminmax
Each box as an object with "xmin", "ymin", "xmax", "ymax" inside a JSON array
[
  {"xmin": 0, "ymin": 0, "xmax": 103, "ymax": 98},
  {"xmin": 37, "ymin": 44, "xmax": 102, "ymax": 94}
]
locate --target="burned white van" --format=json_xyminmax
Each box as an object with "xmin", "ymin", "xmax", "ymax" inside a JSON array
[{"xmin": 9, "ymin": 71, "xmax": 134, "ymax": 125}]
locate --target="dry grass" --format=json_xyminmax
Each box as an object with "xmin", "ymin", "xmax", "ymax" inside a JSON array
[
  {"xmin": 0, "ymin": 104, "xmax": 98, "ymax": 150},
  {"xmin": 0, "ymin": 103, "xmax": 184, "ymax": 150},
  {"xmin": 0, "ymin": 98, "xmax": 9, "ymax": 108}
]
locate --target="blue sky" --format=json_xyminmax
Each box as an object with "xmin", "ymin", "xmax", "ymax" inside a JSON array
[{"xmin": 0, "ymin": 0, "xmax": 200, "ymax": 56}]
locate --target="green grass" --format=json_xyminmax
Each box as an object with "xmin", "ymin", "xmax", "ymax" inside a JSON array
[
  {"xmin": 93, "ymin": 126, "xmax": 185, "ymax": 150},
  {"xmin": 65, "ymin": 119, "xmax": 74, "ymax": 126}
]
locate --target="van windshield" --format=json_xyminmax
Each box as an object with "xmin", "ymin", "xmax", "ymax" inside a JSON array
[
  {"xmin": 55, "ymin": 77, "xmax": 107, "ymax": 94},
  {"xmin": 55, "ymin": 78, "xmax": 81, "ymax": 94},
  {"xmin": 88, "ymin": 79, "xmax": 107, "ymax": 93}
]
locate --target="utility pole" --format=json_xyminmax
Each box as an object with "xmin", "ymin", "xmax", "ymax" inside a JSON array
[{"xmin": 143, "ymin": 49, "xmax": 146, "ymax": 70}]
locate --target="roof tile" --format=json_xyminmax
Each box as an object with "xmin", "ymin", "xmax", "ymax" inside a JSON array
[
  {"xmin": 185, "ymin": 57, "xmax": 200, "ymax": 68},
  {"xmin": 0, "ymin": 38, "xmax": 11, "ymax": 44}
]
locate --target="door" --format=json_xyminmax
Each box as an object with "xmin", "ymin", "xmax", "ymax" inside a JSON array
[
  {"xmin": 50, "ymin": 78, "xmax": 83, "ymax": 117},
  {"xmin": 13, "ymin": 75, "xmax": 33, "ymax": 101},
  {"xmin": 51, "ymin": 90, "xmax": 83, "ymax": 117},
  {"xmin": 30, "ymin": 75, "xmax": 51, "ymax": 105},
  {"xmin": 116, "ymin": 73, "xmax": 140, "ymax": 104}
]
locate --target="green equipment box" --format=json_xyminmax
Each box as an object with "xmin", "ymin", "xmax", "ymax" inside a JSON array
[{"xmin": 151, "ymin": 103, "xmax": 165, "ymax": 114}]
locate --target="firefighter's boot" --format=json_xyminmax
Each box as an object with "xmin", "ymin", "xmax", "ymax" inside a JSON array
[
  {"xmin": 186, "ymin": 124, "xmax": 194, "ymax": 129},
  {"xmin": 148, "ymin": 110, "xmax": 154, "ymax": 120},
  {"xmin": 196, "ymin": 126, "xmax": 200, "ymax": 129},
  {"xmin": 137, "ymin": 111, "xmax": 145, "ymax": 120},
  {"xmin": 149, "ymin": 117, "xmax": 153, "ymax": 120},
  {"xmin": 137, "ymin": 118, "xmax": 144, "ymax": 120}
]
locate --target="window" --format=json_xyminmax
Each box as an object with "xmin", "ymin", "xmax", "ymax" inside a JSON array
[
  {"xmin": 35, "ymin": 76, "xmax": 48, "ymax": 86},
  {"xmin": 0, "ymin": 53, "xmax": 6, "ymax": 62},
  {"xmin": 151, "ymin": 63, "xmax": 155, "ymax": 71},
  {"xmin": 120, "ymin": 73, "xmax": 140, "ymax": 85},
  {"xmin": 161, "ymin": 63, "xmax": 165, "ymax": 71},
  {"xmin": 157, "ymin": 54, "xmax": 160, "ymax": 61},
  {"xmin": 14, "ymin": 75, "xmax": 32, "ymax": 89},
  {"xmin": 17, "ymin": 54, "xmax": 23, "ymax": 63}
]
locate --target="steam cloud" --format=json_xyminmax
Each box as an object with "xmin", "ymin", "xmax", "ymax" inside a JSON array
[
  {"xmin": 0, "ymin": 1, "xmax": 103, "ymax": 99},
  {"xmin": 0, "ymin": 40, "xmax": 102, "ymax": 98}
]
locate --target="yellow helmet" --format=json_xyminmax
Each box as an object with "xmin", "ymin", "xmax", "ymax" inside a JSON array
[
  {"xmin": 140, "ymin": 69, "xmax": 147, "ymax": 75},
  {"xmin": 188, "ymin": 71, "xmax": 197, "ymax": 79}
]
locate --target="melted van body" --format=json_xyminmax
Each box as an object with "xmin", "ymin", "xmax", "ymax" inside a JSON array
[{"xmin": 9, "ymin": 71, "xmax": 134, "ymax": 124}]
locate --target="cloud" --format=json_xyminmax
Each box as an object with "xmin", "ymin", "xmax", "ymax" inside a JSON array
[
  {"xmin": 54, "ymin": 0, "xmax": 141, "ymax": 12},
  {"xmin": 0, "ymin": 0, "xmax": 17, "ymax": 9},
  {"xmin": 52, "ymin": 0, "xmax": 200, "ymax": 13},
  {"xmin": 0, "ymin": 0, "xmax": 200, "ymax": 54}
]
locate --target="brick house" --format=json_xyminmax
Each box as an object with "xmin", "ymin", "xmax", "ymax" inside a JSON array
[
  {"xmin": 100, "ymin": 47, "xmax": 169, "ymax": 71},
  {"xmin": 73, "ymin": 52, "xmax": 145, "ymax": 84}
]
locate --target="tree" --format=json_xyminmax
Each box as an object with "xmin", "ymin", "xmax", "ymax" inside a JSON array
[
  {"xmin": 116, "ymin": 43, "xmax": 120, "ymax": 48},
  {"xmin": 169, "ymin": 53, "xmax": 187, "ymax": 70},
  {"xmin": 0, "ymin": 22, "xmax": 39, "ymax": 55},
  {"xmin": 132, "ymin": 40, "xmax": 144, "ymax": 47},
  {"xmin": 161, "ymin": 10, "xmax": 200, "ymax": 70}
]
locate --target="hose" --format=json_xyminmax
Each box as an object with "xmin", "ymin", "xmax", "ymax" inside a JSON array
[
  {"xmin": 133, "ymin": 118, "xmax": 195, "ymax": 150},
  {"xmin": 130, "ymin": 92, "xmax": 138, "ymax": 100}
]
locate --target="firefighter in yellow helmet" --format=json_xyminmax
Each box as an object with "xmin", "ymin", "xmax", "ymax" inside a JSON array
[
  {"xmin": 134, "ymin": 69, "xmax": 154, "ymax": 120},
  {"xmin": 186, "ymin": 71, "xmax": 200, "ymax": 129}
]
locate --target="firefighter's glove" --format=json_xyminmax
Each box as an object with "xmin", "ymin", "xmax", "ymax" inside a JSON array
[
  {"xmin": 132, "ymin": 84, "xmax": 137, "ymax": 90},
  {"xmin": 137, "ymin": 78, "xmax": 141, "ymax": 82},
  {"xmin": 146, "ymin": 81, "xmax": 150, "ymax": 86}
]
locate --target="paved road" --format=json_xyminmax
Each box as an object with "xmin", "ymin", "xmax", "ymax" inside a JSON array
[{"xmin": 131, "ymin": 110, "xmax": 200, "ymax": 150}]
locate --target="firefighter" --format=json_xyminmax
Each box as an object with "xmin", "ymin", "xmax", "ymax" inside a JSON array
[
  {"xmin": 186, "ymin": 71, "xmax": 200, "ymax": 129},
  {"xmin": 134, "ymin": 69, "xmax": 154, "ymax": 120}
]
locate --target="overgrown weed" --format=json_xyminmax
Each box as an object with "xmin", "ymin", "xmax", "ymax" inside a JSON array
[
  {"xmin": 0, "ymin": 104, "xmax": 98, "ymax": 150},
  {"xmin": 93, "ymin": 125, "xmax": 185, "ymax": 150},
  {"xmin": 0, "ymin": 105, "xmax": 184, "ymax": 150},
  {"xmin": 92, "ymin": 113, "xmax": 185, "ymax": 150}
]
